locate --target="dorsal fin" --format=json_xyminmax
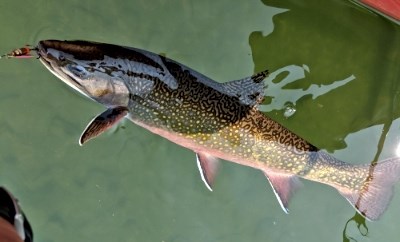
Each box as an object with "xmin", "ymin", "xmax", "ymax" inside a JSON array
[{"xmin": 221, "ymin": 69, "xmax": 268, "ymax": 106}]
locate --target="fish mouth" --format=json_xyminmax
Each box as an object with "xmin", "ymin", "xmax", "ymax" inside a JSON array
[
  {"xmin": 36, "ymin": 41, "xmax": 59, "ymax": 74},
  {"xmin": 36, "ymin": 41, "xmax": 86, "ymax": 94},
  {"xmin": 36, "ymin": 41, "xmax": 59, "ymax": 71}
]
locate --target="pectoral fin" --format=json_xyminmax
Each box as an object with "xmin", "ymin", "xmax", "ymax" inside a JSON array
[
  {"xmin": 196, "ymin": 152, "xmax": 220, "ymax": 191},
  {"xmin": 79, "ymin": 106, "xmax": 129, "ymax": 146},
  {"xmin": 263, "ymin": 172, "xmax": 302, "ymax": 213}
]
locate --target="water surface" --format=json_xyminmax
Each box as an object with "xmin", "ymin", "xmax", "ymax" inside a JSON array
[{"xmin": 0, "ymin": 0, "xmax": 399, "ymax": 241}]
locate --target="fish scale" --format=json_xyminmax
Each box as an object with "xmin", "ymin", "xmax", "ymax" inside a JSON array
[{"xmin": 36, "ymin": 39, "xmax": 400, "ymax": 221}]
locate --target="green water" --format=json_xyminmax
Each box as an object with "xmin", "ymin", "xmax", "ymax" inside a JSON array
[{"xmin": 0, "ymin": 0, "xmax": 399, "ymax": 241}]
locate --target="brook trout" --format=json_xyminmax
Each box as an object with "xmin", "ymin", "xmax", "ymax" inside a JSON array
[{"xmin": 36, "ymin": 40, "xmax": 400, "ymax": 220}]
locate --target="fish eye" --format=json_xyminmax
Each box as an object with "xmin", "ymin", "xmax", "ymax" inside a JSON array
[
  {"xmin": 59, "ymin": 55, "xmax": 65, "ymax": 61},
  {"xmin": 68, "ymin": 65, "xmax": 88, "ymax": 78}
]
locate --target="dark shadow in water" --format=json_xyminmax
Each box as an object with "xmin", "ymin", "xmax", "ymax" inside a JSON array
[
  {"xmin": 249, "ymin": 0, "xmax": 400, "ymax": 241},
  {"xmin": 249, "ymin": 0, "xmax": 400, "ymax": 151},
  {"xmin": 342, "ymin": 213, "xmax": 368, "ymax": 242}
]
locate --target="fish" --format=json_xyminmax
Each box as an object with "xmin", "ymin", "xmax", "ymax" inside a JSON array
[{"xmin": 35, "ymin": 39, "xmax": 400, "ymax": 221}]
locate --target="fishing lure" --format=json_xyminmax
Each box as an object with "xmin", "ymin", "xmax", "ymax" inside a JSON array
[{"xmin": 1, "ymin": 45, "xmax": 35, "ymax": 59}]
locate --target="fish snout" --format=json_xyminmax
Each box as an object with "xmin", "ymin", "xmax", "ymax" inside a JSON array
[
  {"xmin": 36, "ymin": 40, "xmax": 69, "ymax": 66},
  {"xmin": 36, "ymin": 40, "xmax": 53, "ymax": 60}
]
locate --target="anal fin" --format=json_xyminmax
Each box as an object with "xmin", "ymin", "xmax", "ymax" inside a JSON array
[
  {"xmin": 196, "ymin": 152, "xmax": 220, "ymax": 191},
  {"xmin": 79, "ymin": 106, "xmax": 129, "ymax": 146},
  {"xmin": 263, "ymin": 171, "xmax": 302, "ymax": 213}
]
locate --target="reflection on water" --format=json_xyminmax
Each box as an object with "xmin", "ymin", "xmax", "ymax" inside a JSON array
[
  {"xmin": 259, "ymin": 64, "xmax": 354, "ymax": 112},
  {"xmin": 252, "ymin": 0, "xmax": 400, "ymax": 241},
  {"xmin": 251, "ymin": 0, "xmax": 400, "ymax": 151},
  {"xmin": 343, "ymin": 214, "xmax": 368, "ymax": 242},
  {"xmin": 0, "ymin": 0, "xmax": 399, "ymax": 241},
  {"xmin": 340, "ymin": 115, "xmax": 395, "ymax": 241}
]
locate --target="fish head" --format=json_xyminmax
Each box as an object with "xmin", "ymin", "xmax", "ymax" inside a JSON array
[{"xmin": 37, "ymin": 40, "xmax": 130, "ymax": 107}]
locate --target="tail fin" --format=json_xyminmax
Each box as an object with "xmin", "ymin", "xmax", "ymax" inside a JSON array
[{"xmin": 337, "ymin": 157, "xmax": 400, "ymax": 221}]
